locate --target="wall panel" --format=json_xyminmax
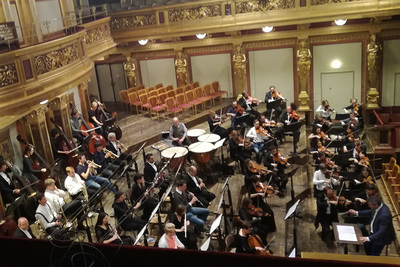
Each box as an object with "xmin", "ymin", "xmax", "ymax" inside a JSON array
[
  {"xmin": 382, "ymin": 39, "xmax": 400, "ymax": 106},
  {"xmin": 140, "ymin": 58, "xmax": 177, "ymax": 89}
]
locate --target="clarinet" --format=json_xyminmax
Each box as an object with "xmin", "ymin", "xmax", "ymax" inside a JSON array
[{"xmin": 187, "ymin": 190, "xmax": 206, "ymax": 208}]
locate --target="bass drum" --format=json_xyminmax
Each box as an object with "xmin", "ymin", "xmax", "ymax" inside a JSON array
[
  {"xmin": 161, "ymin": 147, "xmax": 188, "ymax": 171},
  {"xmin": 188, "ymin": 142, "xmax": 214, "ymax": 166}
]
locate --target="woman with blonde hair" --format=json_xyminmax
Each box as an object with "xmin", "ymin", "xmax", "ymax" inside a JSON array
[{"xmin": 158, "ymin": 223, "xmax": 185, "ymax": 249}]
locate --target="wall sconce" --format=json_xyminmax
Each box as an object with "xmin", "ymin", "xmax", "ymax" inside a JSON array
[
  {"xmin": 334, "ymin": 19, "xmax": 347, "ymax": 26},
  {"xmin": 196, "ymin": 33, "xmax": 207, "ymax": 39},
  {"xmin": 262, "ymin": 26, "xmax": 274, "ymax": 33},
  {"xmin": 138, "ymin": 39, "xmax": 148, "ymax": 45},
  {"xmin": 331, "ymin": 59, "xmax": 342, "ymax": 69}
]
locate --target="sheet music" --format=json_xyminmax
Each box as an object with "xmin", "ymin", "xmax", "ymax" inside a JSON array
[
  {"xmin": 284, "ymin": 199, "xmax": 300, "ymax": 220},
  {"xmin": 288, "ymin": 247, "xmax": 296, "ymax": 258},
  {"xmin": 134, "ymin": 223, "xmax": 149, "ymax": 245},
  {"xmin": 337, "ymin": 225, "xmax": 357, "ymax": 242},
  {"xmin": 200, "ymin": 237, "xmax": 211, "ymax": 251},
  {"xmin": 209, "ymin": 213, "xmax": 223, "ymax": 235},
  {"xmin": 215, "ymin": 191, "xmax": 225, "ymax": 213}
]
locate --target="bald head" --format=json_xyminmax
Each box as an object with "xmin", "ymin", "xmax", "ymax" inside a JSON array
[
  {"xmin": 189, "ymin": 166, "xmax": 197, "ymax": 176},
  {"xmin": 18, "ymin": 217, "xmax": 29, "ymax": 230},
  {"xmin": 173, "ymin": 117, "xmax": 179, "ymax": 126}
]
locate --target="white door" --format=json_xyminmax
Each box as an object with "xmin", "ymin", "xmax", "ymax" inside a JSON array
[{"xmin": 320, "ymin": 71, "xmax": 354, "ymax": 113}]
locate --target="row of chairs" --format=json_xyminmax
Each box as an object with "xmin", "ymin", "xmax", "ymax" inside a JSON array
[
  {"xmin": 119, "ymin": 81, "xmax": 227, "ymax": 120},
  {"xmin": 382, "ymin": 157, "xmax": 400, "ymax": 224}
]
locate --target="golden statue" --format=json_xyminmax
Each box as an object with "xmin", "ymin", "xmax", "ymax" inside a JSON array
[
  {"xmin": 297, "ymin": 40, "xmax": 312, "ymax": 111},
  {"xmin": 124, "ymin": 56, "xmax": 136, "ymax": 87},
  {"xmin": 367, "ymin": 34, "xmax": 382, "ymax": 89},
  {"xmin": 233, "ymin": 45, "xmax": 247, "ymax": 92},
  {"xmin": 175, "ymin": 51, "xmax": 188, "ymax": 86}
]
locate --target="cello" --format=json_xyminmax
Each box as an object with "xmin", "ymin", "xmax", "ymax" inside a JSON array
[
  {"xmin": 17, "ymin": 136, "xmax": 51, "ymax": 192},
  {"xmin": 248, "ymin": 234, "xmax": 273, "ymax": 256},
  {"xmin": 93, "ymin": 99, "xmax": 122, "ymax": 140}
]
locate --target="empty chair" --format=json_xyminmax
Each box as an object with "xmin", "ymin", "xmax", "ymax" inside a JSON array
[
  {"xmin": 146, "ymin": 86, "xmax": 156, "ymax": 94},
  {"xmin": 157, "ymin": 87, "xmax": 166, "ymax": 95},
  {"xmin": 158, "ymin": 93, "xmax": 168, "ymax": 107},
  {"xmin": 192, "ymin": 81, "xmax": 200, "ymax": 88},
  {"xmin": 203, "ymin": 84, "xmax": 220, "ymax": 107},
  {"xmin": 185, "ymin": 90, "xmax": 202, "ymax": 114},
  {"xmin": 149, "ymin": 90, "xmax": 158, "ymax": 97},
  {"xmin": 154, "ymin": 83, "xmax": 163, "ymax": 89},
  {"xmin": 211, "ymin": 81, "xmax": 228, "ymax": 103},
  {"xmin": 165, "ymin": 97, "xmax": 183, "ymax": 118},
  {"xmin": 194, "ymin": 86, "xmax": 213, "ymax": 109},
  {"xmin": 165, "ymin": 85, "xmax": 174, "ymax": 92},
  {"xmin": 137, "ymin": 89, "xmax": 147, "ymax": 96},
  {"xmin": 184, "ymin": 84, "xmax": 193, "ymax": 92},
  {"xmin": 148, "ymin": 95, "xmax": 166, "ymax": 120},
  {"xmin": 127, "ymin": 87, "xmax": 137, "ymax": 94},
  {"xmin": 139, "ymin": 93, "xmax": 151, "ymax": 116},
  {"xmin": 166, "ymin": 90, "xmax": 175, "ymax": 99},
  {"xmin": 174, "ymin": 86, "xmax": 184, "ymax": 96},
  {"xmin": 137, "ymin": 84, "xmax": 145, "ymax": 90},
  {"xmin": 128, "ymin": 92, "xmax": 142, "ymax": 114},
  {"xmin": 119, "ymin": 90, "xmax": 130, "ymax": 110},
  {"xmin": 175, "ymin": 93, "xmax": 193, "ymax": 118}
]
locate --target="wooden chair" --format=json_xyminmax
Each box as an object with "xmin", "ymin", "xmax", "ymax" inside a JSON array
[
  {"xmin": 154, "ymin": 83, "xmax": 163, "ymax": 89},
  {"xmin": 166, "ymin": 90, "xmax": 175, "ymax": 99},
  {"xmin": 184, "ymin": 84, "xmax": 193, "ymax": 92},
  {"xmin": 185, "ymin": 90, "xmax": 203, "ymax": 114},
  {"xmin": 204, "ymin": 84, "xmax": 220, "ymax": 107},
  {"xmin": 137, "ymin": 89, "xmax": 147, "ymax": 96},
  {"xmin": 383, "ymin": 157, "xmax": 396, "ymax": 180},
  {"xmin": 194, "ymin": 86, "xmax": 213, "ymax": 109},
  {"xmin": 192, "ymin": 81, "xmax": 200, "ymax": 88},
  {"xmin": 128, "ymin": 92, "xmax": 142, "ymax": 114},
  {"xmin": 157, "ymin": 87, "xmax": 166, "ymax": 95},
  {"xmin": 165, "ymin": 85, "xmax": 174, "ymax": 92},
  {"xmin": 119, "ymin": 90, "xmax": 130, "ymax": 110},
  {"xmin": 174, "ymin": 86, "xmax": 184, "ymax": 96},
  {"xmin": 175, "ymin": 93, "xmax": 193, "ymax": 118},
  {"xmin": 146, "ymin": 86, "xmax": 156, "ymax": 94},
  {"xmin": 139, "ymin": 93, "xmax": 151, "ymax": 116},
  {"xmin": 148, "ymin": 95, "xmax": 166, "ymax": 120},
  {"xmin": 137, "ymin": 84, "xmax": 145, "ymax": 90},
  {"xmin": 211, "ymin": 81, "xmax": 228, "ymax": 103},
  {"xmin": 149, "ymin": 90, "xmax": 158, "ymax": 98},
  {"xmin": 127, "ymin": 87, "xmax": 137, "ymax": 94},
  {"xmin": 388, "ymin": 165, "xmax": 399, "ymax": 195},
  {"xmin": 165, "ymin": 97, "xmax": 183, "ymax": 118},
  {"xmin": 158, "ymin": 93, "xmax": 168, "ymax": 107}
]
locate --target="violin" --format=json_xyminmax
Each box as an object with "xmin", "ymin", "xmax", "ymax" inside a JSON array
[
  {"xmin": 317, "ymin": 131, "xmax": 328, "ymax": 140},
  {"xmin": 363, "ymin": 176, "xmax": 375, "ymax": 185},
  {"xmin": 272, "ymin": 153, "xmax": 288, "ymax": 165},
  {"xmin": 236, "ymin": 136, "xmax": 252, "ymax": 149},
  {"xmin": 234, "ymin": 105, "xmax": 245, "ymax": 115},
  {"xmin": 289, "ymin": 110, "xmax": 300, "ymax": 120},
  {"xmin": 248, "ymin": 162, "xmax": 269, "ymax": 175},
  {"xmin": 248, "ymin": 234, "xmax": 273, "ymax": 256},
  {"xmin": 261, "ymin": 120, "xmax": 276, "ymax": 128},
  {"xmin": 247, "ymin": 205, "xmax": 264, "ymax": 216},
  {"xmin": 359, "ymin": 156, "xmax": 370, "ymax": 167},
  {"xmin": 356, "ymin": 143, "xmax": 361, "ymax": 153},
  {"xmin": 255, "ymin": 126, "xmax": 271, "ymax": 137},
  {"xmin": 271, "ymin": 91, "xmax": 285, "ymax": 101},
  {"xmin": 325, "ymin": 170, "xmax": 341, "ymax": 180}
]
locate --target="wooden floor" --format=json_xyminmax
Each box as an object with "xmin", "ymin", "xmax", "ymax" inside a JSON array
[{"xmin": 32, "ymin": 99, "xmax": 399, "ymax": 259}]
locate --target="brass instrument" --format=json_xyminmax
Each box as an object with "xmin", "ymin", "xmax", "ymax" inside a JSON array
[
  {"xmin": 87, "ymin": 160, "xmax": 101, "ymax": 168},
  {"xmin": 81, "ymin": 183, "xmax": 89, "ymax": 210},
  {"xmin": 103, "ymin": 148, "xmax": 119, "ymax": 159},
  {"xmin": 117, "ymin": 140, "xmax": 127, "ymax": 152}
]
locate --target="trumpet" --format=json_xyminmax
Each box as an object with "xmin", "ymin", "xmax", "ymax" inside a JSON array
[
  {"xmin": 87, "ymin": 160, "xmax": 102, "ymax": 168},
  {"xmin": 117, "ymin": 141, "xmax": 127, "ymax": 152},
  {"xmin": 103, "ymin": 148, "xmax": 119, "ymax": 159}
]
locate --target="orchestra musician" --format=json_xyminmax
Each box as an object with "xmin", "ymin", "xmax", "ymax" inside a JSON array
[
  {"xmin": 313, "ymin": 164, "xmax": 341, "ymax": 198},
  {"xmin": 49, "ymin": 128, "xmax": 69, "ymax": 172},
  {"xmin": 274, "ymin": 105, "xmax": 304, "ymax": 146},
  {"xmin": 112, "ymin": 191, "xmax": 146, "ymax": 234},
  {"xmin": 316, "ymin": 141, "xmax": 335, "ymax": 158},
  {"xmin": 314, "ymin": 187, "xmax": 338, "ymax": 245},
  {"xmin": 228, "ymin": 130, "xmax": 252, "ymax": 171},
  {"xmin": 341, "ymin": 112, "xmax": 360, "ymax": 132},
  {"xmin": 313, "ymin": 151, "xmax": 337, "ymax": 171},
  {"xmin": 264, "ymin": 146, "xmax": 290, "ymax": 197},
  {"xmin": 246, "ymin": 119, "xmax": 273, "ymax": 163},
  {"xmin": 70, "ymin": 110, "xmax": 86, "ymax": 144},
  {"xmin": 0, "ymin": 160, "xmax": 20, "ymax": 204},
  {"xmin": 88, "ymin": 101, "xmax": 104, "ymax": 136},
  {"xmin": 207, "ymin": 110, "xmax": 229, "ymax": 139},
  {"xmin": 167, "ymin": 205, "xmax": 197, "ymax": 249},
  {"xmin": 35, "ymin": 192, "xmax": 62, "ymax": 235},
  {"xmin": 106, "ymin": 132, "xmax": 133, "ymax": 167},
  {"xmin": 64, "ymin": 166, "xmax": 97, "ymax": 200},
  {"xmin": 22, "ymin": 144, "xmax": 44, "ymax": 191},
  {"xmin": 158, "ymin": 223, "xmax": 185, "ymax": 249},
  {"xmin": 265, "ymin": 85, "xmax": 285, "ymax": 120},
  {"xmin": 130, "ymin": 174, "xmax": 158, "ymax": 222},
  {"xmin": 238, "ymin": 91, "xmax": 261, "ymax": 118},
  {"xmin": 259, "ymin": 114, "xmax": 276, "ymax": 130},
  {"xmin": 312, "ymin": 113, "xmax": 331, "ymax": 133},
  {"xmin": 308, "ymin": 127, "xmax": 329, "ymax": 151},
  {"xmin": 226, "ymin": 101, "xmax": 248, "ymax": 132},
  {"xmin": 343, "ymin": 98, "xmax": 362, "ymax": 118},
  {"xmin": 93, "ymin": 142, "xmax": 120, "ymax": 179},
  {"xmin": 316, "ymin": 99, "xmax": 335, "ymax": 121},
  {"xmin": 184, "ymin": 166, "xmax": 216, "ymax": 208},
  {"xmin": 169, "ymin": 117, "xmax": 191, "ymax": 147},
  {"xmin": 13, "ymin": 217, "xmax": 36, "ymax": 239},
  {"xmin": 143, "ymin": 153, "xmax": 169, "ymax": 197},
  {"xmin": 235, "ymin": 220, "xmax": 268, "ymax": 254},
  {"xmin": 244, "ymin": 159, "xmax": 272, "ymax": 188},
  {"xmin": 95, "ymin": 211, "xmax": 132, "ymax": 245}
]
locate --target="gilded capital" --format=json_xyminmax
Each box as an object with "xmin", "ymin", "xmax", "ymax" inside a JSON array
[
  {"xmin": 25, "ymin": 107, "xmax": 48, "ymax": 124},
  {"xmin": 48, "ymin": 94, "xmax": 69, "ymax": 110}
]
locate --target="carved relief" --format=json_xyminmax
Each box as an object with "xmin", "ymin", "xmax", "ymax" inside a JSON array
[
  {"xmin": 85, "ymin": 27, "xmax": 103, "ymax": 45},
  {"xmin": 110, "ymin": 14, "xmax": 157, "ymax": 29},
  {"xmin": 25, "ymin": 108, "xmax": 48, "ymax": 124},
  {"xmin": 35, "ymin": 44, "xmax": 79, "ymax": 76},
  {"xmin": 0, "ymin": 63, "xmax": 19, "ymax": 88},
  {"xmin": 168, "ymin": 5, "xmax": 221, "ymax": 22},
  {"xmin": 175, "ymin": 51, "xmax": 188, "ymax": 87},
  {"xmin": 233, "ymin": 45, "xmax": 247, "ymax": 92},
  {"xmin": 311, "ymin": 0, "xmax": 359, "ymax": 6},
  {"xmin": 367, "ymin": 34, "xmax": 382, "ymax": 89},
  {"xmin": 235, "ymin": 0, "xmax": 295, "ymax": 14}
]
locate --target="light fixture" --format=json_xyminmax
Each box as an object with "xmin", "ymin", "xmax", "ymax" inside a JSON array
[
  {"xmin": 331, "ymin": 59, "xmax": 342, "ymax": 69},
  {"xmin": 138, "ymin": 39, "xmax": 148, "ymax": 45},
  {"xmin": 334, "ymin": 19, "xmax": 347, "ymax": 26},
  {"xmin": 262, "ymin": 26, "xmax": 274, "ymax": 33},
  {"xmin": 196, "ymin": 33, "xmax": 207, "ymax": 39},
  {"xmin": 40, "ymin": 99, "xmax": 48, "ymax": 105}
]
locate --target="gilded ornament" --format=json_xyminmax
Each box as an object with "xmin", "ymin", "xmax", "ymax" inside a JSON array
[
  {"xmin": 311, "ymin": 0, "xmax": 359, "ymax": 5},
  {"xmin": 235, "ymin": 0, "xmax": 295, "ymax": 14},
  {"xmin": 168, "ymin": 5, "xmax": 221, "ymax": 22},
  {"xmin": 233, "ymin": 45, "xmax": 247, "ymax": 92},
  {"xmin": 85, "ymin": 27, "xmax": 103, "ymax": 45},
  {"xmin": 367, "ymin": 34, "xmax": 382, "ymax": 89},
  {"xmin": 366, "ymin": 88, "xmax": 379, "ymax": 109},
  {"xmin": 124, "ymin": 57, "xmax": 137, "ymax": 87},
  {"xmin": 0, "ymin": 63, "xmax": 19, "ymax": 88},
  {"xmin": 110, "ymin": 14, "xmax": 156, "ymax": 29},
  {"xmin": 297, "ymin": 40, "xmax": 312, "ymax": 111},
  {"xmin": 25, "ymin": 107, "xmax": 48, "ymax": 124},
  {"xmin": 175, "ymin": 51, "xmax": 188, "ymax": 86},
  {"xmin": 35, "ymin": 44, "xmax": 79, "ymax": 75}
]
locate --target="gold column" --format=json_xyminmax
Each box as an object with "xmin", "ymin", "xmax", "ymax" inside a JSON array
[
  {"xmin": 15, "ymin": 0, "xmax": 42, "ymax": 45},
  {"xmin": 233, "ymin": 44, "xmax": 247, "ymax": 93},
  {"xmin": 0, "ymin": 0, "xmax": 7, "ymax": 23},
  {"xmin": 48, "ymin": 94, "xmax": 73, "ymax": 141},
  {"xmin": 78, "ymin": 80, "xmax": 91, "ymax": 122},
  {"xmin": 175, "ymin": 50, "xmax": 188, "ymax": 87},
  {"xmin": 124, "ymin": 56, "xmax": 137, "ymax": 88},
  {"xmin": 297, "ymin": 39, "xmax": 312, "ymax": 111},
  {"xmin": 25, "ymin": 107, "xmax": 53, "ymax": 164},
  {"xmin": 366, "ymin": 34, "xmax": 382, "ymax": 109}
]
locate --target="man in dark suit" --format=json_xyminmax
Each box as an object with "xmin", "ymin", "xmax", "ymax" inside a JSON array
[
  {"xmin": 184, "ymin": 166, "xmax": 215, "ymax": 208},
  {"xmin": 274, "ymin": 105, "xmax": 304, "ymax": 146},
  {"xmin": 237, "ymin": 91, "xmax": 260, "ymax": 118},
  {"xmin": 349, "ymin": 196, "xmax": 396, "ymax": 256},
  {"xmin": 13, "ymin": 217, "xmax": 36, "ymax": 239},
  {"xmin": 172, "ymin": 180, "xmax": 209, "ymax": 237},
  {"xmin": 0, "ymin": 160, "xmax": 20, "ymax": 204},
  {"xmin": 143, "ymin": 153, "xmax": 168, "ymax": 197},
  {"xmin": 106, "ymin": 132, "xmax": 132, "ymax": 167}
]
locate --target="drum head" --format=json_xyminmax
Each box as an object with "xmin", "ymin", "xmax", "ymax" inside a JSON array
[
  {"xmin": 198, "ymin": 133, "xmax": 220, "ymax": 143},
  {"xmin": 189, "ymin": 142, "xmax": 214, "ymax": 153},
  {"xmin": 187, "ymin": 129, "xmax": 206, "ymax": 137},
  {"xmin": 161, "ymin": 147, "xmax": 188, "ymax": 158}
]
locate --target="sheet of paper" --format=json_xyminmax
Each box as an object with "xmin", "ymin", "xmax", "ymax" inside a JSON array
[{"xmin": 337, "ymin": 225, "xmax": 357, "ymax": 242}]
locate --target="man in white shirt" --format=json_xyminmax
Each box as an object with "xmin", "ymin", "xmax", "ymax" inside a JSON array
[
  {"xmin": 13, "ymin": 217, "xmax": 36, "ymax": 239},
  {"xmin": 35, "ymin": 192, "xmax": 61, "ymax": 235},
  {"xmin": 313, "ymin": 164, "xmax": 340, "ymax": 198},
  {"xmin": 246, "ymin": 119, "xmax": 271, "ymax": 163}
]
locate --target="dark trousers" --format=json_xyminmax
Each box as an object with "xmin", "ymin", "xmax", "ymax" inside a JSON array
[
  {"xmin": 364, "ymin": 240, "xmax": 385, "ymax": 256},
  {"xmin": 195, "ymin": 190, "xmax": 216, "ymax": 208},
  {"xmin": 172, "ymin": 137, "xmax": 191, "ymax": 147}
]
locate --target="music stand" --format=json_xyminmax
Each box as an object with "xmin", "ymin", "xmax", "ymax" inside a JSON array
[
  {"xmin": 234, "ymin": 113, "xmax": 250, "ymax": 127},
  {"xmin": 286, "ymin": 167, "xmax": 299, "ymax": 200},
  {"xmin": 5, "ymin": 195, "xmax": 25, "ymax": 216},
  {"xmin": 284, "ymin": 199, "xmax": 300, "ymax": 257},
  {"xmin": 200, "ymin": 236, "xmax": 211, "ymax": 251},
  {"xmin": 267, "ymin": 99, "xmax": 282, "ymax": 111},
  {"xmin": 284, "ymin": 121, "xmax": 304, "ymax": 157},
  {"xmin": 134, "ymin": 222, "xmax": 150, "ymax": 246},
  {"xmin": 335, "ymin": 113, "xmax": 350, "ymax": 121},
  {"xmin": 332, "ymin": 222, "xmax": 363, "ymax": 254},
  {"xmin": 220, "ymin": 176, "xmax": 234, "ymax": 221}
]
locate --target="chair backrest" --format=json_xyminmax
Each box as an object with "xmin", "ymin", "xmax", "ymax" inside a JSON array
[
  {"xmin": 146, "ymin": 86, "xmax": 156, "ymax": 93},
  {"xmin": 184, "ymin": 84, "xmax": 193, "ymax": 92},
  {"xmin": 137, "ymin": 84, "xmax": 145, "ymax": 90},
  {"xmin": 128, "ymin": 92, "xmax": 138, "ymax": 103},
  {"xmin": 139, "ymin": 93, "xmax": 149, "ymax": 104},
  {"xmin": 149, "ymin": 90, "xmax": 158, "ymax": 97},
  {"xmin": 175, "ymin": 93, "xmax": 186, "ymax": 105},
  {"xmin": 212, "ymin": 81, "xmax": 220, "ymax": 92},
  {"xmin": 158, "ymin": 93, "xmax": 168, "ymax": 104},
  {"xmin": 174, "ymin": 87, "xmax": 184, "ymax": 96},
  {"xmin": 165, "ymin": 85, "xmax": 174, "ymax": 92},
  {"xmin": 388, "ymin": 157, "xmax": 397, "ymax": 171},
  {"xmin": 185, "ymin": 90, "xmax": 195, "ymax": 101},
  {"xmin": 225, "ymin": 234, "xmax": 235, "ymax": 252},
  {"xmin": 192, "ymin": 81, "xmax": 200, "ymax": 88},
  {"xmin": 204, "ymin": 84, "xmax": 212, "ymax": 95},
  {"xmin": 157, "ymin": 87, "xmax": 166, "ymax": 94},
  {"xmin": 194, "ymin": 87, "xmax": 205, "ymax": 98},
  {"xmin": 138, "ymin": 89, "xmax": 147, "ymax": 96},
  {"xmin": 148, "ymin": 96, "xmax": 158, "ymax": 107},
  {"xmin": 166, "ymin": 90, "xmax": 175, "ymax": 98},
  {"xmin": 165, "ymin": 97, "xmax": 175, "ymax": 108},
  {"xmin": 127, "ymin": 87, "xmax": 137, "ymax": 94},
  {"xmin": 154, "ymin": 83, "xmax": 163, "ymax": 89},
  {"xmin": 390, "ymin": 164, "xmax": 399, "ymax": 178},
  {"xmin": 119, "ymin": 90, "xmax": 128, "ymax": 101}
]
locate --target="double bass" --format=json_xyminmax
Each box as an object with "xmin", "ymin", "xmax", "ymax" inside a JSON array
[{"xmin": 93, "ymin": 99, "xmax": 122, "ymax": 140}]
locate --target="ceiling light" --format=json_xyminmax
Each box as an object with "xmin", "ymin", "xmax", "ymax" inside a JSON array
[
  {"xmin": 331, "ymin": 60, "xmax": 341, "ymax": 69},
  {"xmin": 334, "ymin": 19, "xmax": 347, "ymax": 26},
  {"xmin": 138, "ymin": 39, "xmax": 148, "ymax": 45},
  {"xmin": 262, "ymin": 26, "xmax": 274, "ymax": 33},
  {"xmin": 196, "ymin": 33, "xmax": 207, "ymax": 39},
  {"xmin": 40, "ymin": 100, "xmax": 48, "ymax": 105}
]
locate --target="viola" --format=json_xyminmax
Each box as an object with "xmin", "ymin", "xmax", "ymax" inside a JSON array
[
  {"xmin": 255, "ymin": 126, "xmax": 270, "ymax": 137},
  {"xmin": 236, "ymin": 136, "xmax": 252, "ymax": 148},
  {"xmin": 271, "ymin": 91, "xmax": 284, "ymax": 100},
  {"xmin": 248, "ymin": 234, "xmax": 273, "ymax": 256},
  {"xmin": 249, "ymin": 162, "xmax": 269, "ymax": 175},
  {"xmin": 272, "ymin": 153, "xmax": 288, "ymax": 165},
  {"xmin": 359, "ymin": 156, "xmax": 370, "ymax": 167},
  {"xmin": 318, "ymin": 145, "xmax": 333, "ymax": 155},
  {"xmin": 247, "ymin": 205, "xmax": 264, "ymax": 216}
]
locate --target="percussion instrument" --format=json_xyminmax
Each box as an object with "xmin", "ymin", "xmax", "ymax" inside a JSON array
[
  {"xmin": 187, "ymin": 129, "xmax": 206, "ymax": 143},
  {"xmin": 161, "ymin": 147, "xmax": 188, "ymax": 170},
  {"xmin": 188, "ymin": 142, "xmax": 214, "ymax": 166},
  {"xmin": 197, "ymin": 133, "xmax": 220, "ymax": 143}
]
